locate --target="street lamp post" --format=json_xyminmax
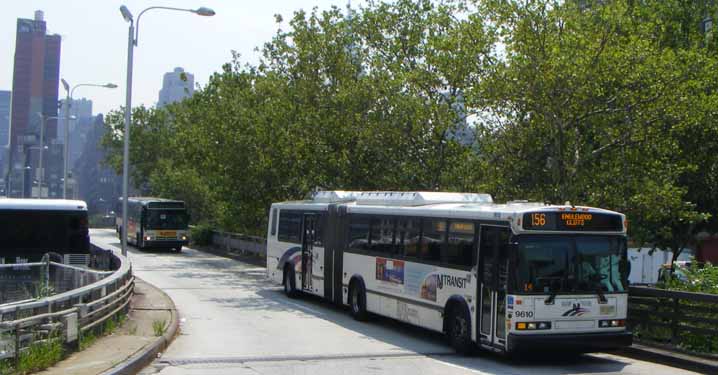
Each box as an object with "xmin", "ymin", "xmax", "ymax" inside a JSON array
[
  {"xmin": 60, "ymin": 81, "xmax": 117, "ymax": 199},
  {"xmin": 119, "ymin": 4, "xmax": 215, "ymax": 256},
  {"xmin": 35, "ymin": 113, "xmax": 73, "ymax": 198}
]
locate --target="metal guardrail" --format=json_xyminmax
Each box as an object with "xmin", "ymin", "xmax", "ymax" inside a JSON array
[
  {"xmin": 210, "ymin": 230, "xmax": 266, "ymax": 256},
  {"xmin": 0, "ymin": 245, "xmax": 133, "ymax": 367},
  {"xmin": 628, "ymin": 286, "xmax": 718, "ymax": 354}
]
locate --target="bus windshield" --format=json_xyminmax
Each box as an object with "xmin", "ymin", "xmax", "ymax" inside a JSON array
[
  {"xmin": 515, "ymin": 235, "xmax": 627, "ymax": 295},
  {"xmin": 145, "ymin": 209, "xmax": 188, "ymax": 230}
]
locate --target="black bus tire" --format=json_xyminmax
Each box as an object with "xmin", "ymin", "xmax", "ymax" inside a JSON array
[
  {"xmin": 283, "ymin": 266, "xmax": 298, "ymax": 298},
  {"xmin": 349, "ymin": 281, "xmax": 369, "ymax": 321},
  {"xmin": 447, "ymin": 305, "xmax": 473, "ymax": 355}
]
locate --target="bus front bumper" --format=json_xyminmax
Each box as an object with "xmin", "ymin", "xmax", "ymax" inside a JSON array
[
  {"xmin": 507, "ymin": 331, "xmax": 632, "ymax": 353},
  {"xmin": 143, "ymin": 240, "xmax": 188, "ymax": 248}
]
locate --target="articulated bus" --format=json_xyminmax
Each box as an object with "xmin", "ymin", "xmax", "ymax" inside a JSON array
[
  {"xmin": 266, "ymin": 191, "xmax": 632, "ymax": 354},
  {"xmin": 116, "ymin": 197, "xmax": 189, "ymax": 252}
]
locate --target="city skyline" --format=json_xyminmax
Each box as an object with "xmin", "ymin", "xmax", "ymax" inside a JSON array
[{"xmin": 0, "ymin": 1, "xmax": 365, "ymax": 116}]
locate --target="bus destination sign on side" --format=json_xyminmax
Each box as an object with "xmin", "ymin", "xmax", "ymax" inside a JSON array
[{"xmin": 522, "ymin": 211, "xmax": 622, "ymax": 232}]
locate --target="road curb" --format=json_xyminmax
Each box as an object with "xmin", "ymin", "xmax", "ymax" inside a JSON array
[
  {"xmin": 101, "ymin": 277, "xmax": 180, "ymax": 375},
  {"xmin": 619, "ymin": 344, "xmax": 718, "ymax": 374}
]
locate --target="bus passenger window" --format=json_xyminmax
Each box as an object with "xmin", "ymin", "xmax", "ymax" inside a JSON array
[
  {"xmin": 278, "ymin": 210, "xmax": 302, "ymax": 244},
  {"xmin": 421, "ymin": 219, "xmax": 445, "ymax": 262},
  {"xmin": 348, "ymin": 215, "xmax": 370, "ymax": 251},
  {"xmin": 399, "ymin": 219, "xmax": 421, "ymax": 258},
  {"xmin": 314, "ymin": 214, "xmax": 326, "ymax": 247},
  {"xmin": 369, "ymin": 216, "xmax": 395, "ymax": 254},
  {"xmin": 446, "ymin": 221, "xmax": 475, "ymax": 267}
]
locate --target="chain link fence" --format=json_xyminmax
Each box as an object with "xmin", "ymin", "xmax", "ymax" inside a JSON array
[{"xmin": 0, "ymin": 252, "xmax": 114, "ymax": 306}]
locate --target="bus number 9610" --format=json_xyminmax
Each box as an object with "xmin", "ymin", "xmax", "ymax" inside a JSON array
[{"xmin": 514, "ymin": 311, "xmax": 534, "ymax": 318}]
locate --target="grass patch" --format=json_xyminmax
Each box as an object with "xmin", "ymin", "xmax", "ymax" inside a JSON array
[
  {"xmin": 0, "ymin": 333, "xmax": 64, "ymax": 375},
  {"xmin": 79, "ymin": 330, "xmax": 97, "ymax": 351},
  {"xmin": 0, "ymin": 309, "xmax": 131, "ymax": 373},
  {"xmin": 80, "ymin": 311, "xmax": 127, "ymax": 351},
  {"xmin": 17, "ymin": 336, "xmax": 64, "ymax": 374},
  {"xmin": 0, "ymin": 308, "xmax": 131, "ymax": 373},
  {"xmin": 152, "ymin": 320, "xmax": 167, "ymax": 337}
]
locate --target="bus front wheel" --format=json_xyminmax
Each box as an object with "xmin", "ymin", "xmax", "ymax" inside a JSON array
[
  {"xmin": 349, "ymin": 281, "xmax": 368, "ymax": 321},
  {"xmin": 447, "ymin": 305, "xmax": 473, "ymax": 355},
  {"xmin": 283, "ymin": 266, "xmax": 297, "ymax": 298}
]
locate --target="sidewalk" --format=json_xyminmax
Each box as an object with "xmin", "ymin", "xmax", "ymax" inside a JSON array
[{"xmin": 38, "ymin": 278, "xmax": 177, "ymax": 375}]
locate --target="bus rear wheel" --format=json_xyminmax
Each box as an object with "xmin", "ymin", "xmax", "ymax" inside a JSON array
[
  {"xmin": 349, "ymin": 282, "xmax": 369, "ymax": 321},
  {"xmin": 447, "ymin": 306, "xmax": 473, "ymax": 355},
  {"xmin": 283, "ymin": 266, "xmax": 297, "ymax": 298}
]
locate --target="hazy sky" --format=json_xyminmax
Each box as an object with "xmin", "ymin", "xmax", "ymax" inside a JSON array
[{"xmin": 1, "ymin": 0, "xmax": 361, "ymax": 115}]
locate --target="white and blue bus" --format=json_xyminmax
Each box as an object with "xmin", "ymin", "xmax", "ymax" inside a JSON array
[{"xmin": 266, "ymin": 191, "xmax": 631, "ymax": 354}]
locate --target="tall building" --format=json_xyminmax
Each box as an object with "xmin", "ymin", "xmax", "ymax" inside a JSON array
[
  {"xmin": 158, "ymin": 67, "xmax": 194, "ymax": 107},
  {"xmin": 58, "ymin": 97, "xmax": 94, "ymax": 171},
  {"xmin": 7, "ymin": 10, "xmax": 62, "ymax": 198},
  {"xmin": 75, "ymin": 115, "xmax": 121, "ymax": 215},
  {"xmin": 58, "ymin": 97, "xmax": 92, "ymax": 143},
  {"xmin": 0, "ymin": 91, "xmax": 10, "ymax": 148},
  {"xmin": 0, "ymin": 90, "xmax": 10, "ymax": 192}
]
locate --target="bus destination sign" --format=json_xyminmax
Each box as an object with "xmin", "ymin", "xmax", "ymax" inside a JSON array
[{"xmin": 522, "ymin": 211, "xmax": 623, "ymax": 232}]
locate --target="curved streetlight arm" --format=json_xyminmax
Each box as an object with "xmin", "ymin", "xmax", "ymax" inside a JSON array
[
  {"xmin": 135, "ymin": 6, "xmax": 201, "ymax": 46},
  {"xmin": 70, "ymin": 83, "xmax": 115, "ymax": 100}
]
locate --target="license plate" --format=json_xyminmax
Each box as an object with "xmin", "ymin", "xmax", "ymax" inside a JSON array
[{"xmin": 159, "ymin": 231, "xmax": 176, "ymax": 237}]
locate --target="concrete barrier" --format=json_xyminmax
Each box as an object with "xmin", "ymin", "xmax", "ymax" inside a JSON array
[{"xmin": 209, "ymin": 230, "xmax": 266, "ymax": 257}]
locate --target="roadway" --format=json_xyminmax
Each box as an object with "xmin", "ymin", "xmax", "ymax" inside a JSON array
[{"xmin": 90, "ymin": 228, "xmax": 699, "ymax": 375}]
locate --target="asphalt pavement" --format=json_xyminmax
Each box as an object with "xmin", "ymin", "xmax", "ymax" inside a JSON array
[{"xmin": 89, "ymin": 228, "xmax": 700, "ymax": 375}]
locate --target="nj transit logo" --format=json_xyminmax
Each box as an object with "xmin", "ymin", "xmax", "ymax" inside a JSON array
[{"xmin": 562, "ymin": 303, "xmax": 589, "ymax": 317}]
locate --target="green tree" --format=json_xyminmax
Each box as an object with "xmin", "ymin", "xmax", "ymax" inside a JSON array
[{"xmin": 470, "ymin": 0, "xmax": 718, "ymax": 268}]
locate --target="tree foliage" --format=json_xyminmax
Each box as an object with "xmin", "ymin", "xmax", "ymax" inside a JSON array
[{"xmin": 102, "ymin": 0, "xmax": 718, "ymax": 257}]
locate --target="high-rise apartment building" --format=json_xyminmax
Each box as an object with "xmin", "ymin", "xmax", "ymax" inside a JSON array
[
  {"xmin": 158, "ymin": 67, "xmax": 194, "ymax": 107},
  {"xmin": 7, "ymin": 10, "xmax": 62, "ymax": 198}
]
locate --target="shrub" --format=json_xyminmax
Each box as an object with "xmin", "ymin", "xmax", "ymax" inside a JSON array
[{"xmin": 190, "ymin": 224, "xmax": 214, "ymax": 246}]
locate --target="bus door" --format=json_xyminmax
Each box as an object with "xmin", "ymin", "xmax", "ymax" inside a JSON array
[
  {"xmin": 301, "ymin": 214, "xmax": 317, "ymax": 291},
  {"xmin": 478, "ymin": 225, "xmax": 510, "ymax": 349}
]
